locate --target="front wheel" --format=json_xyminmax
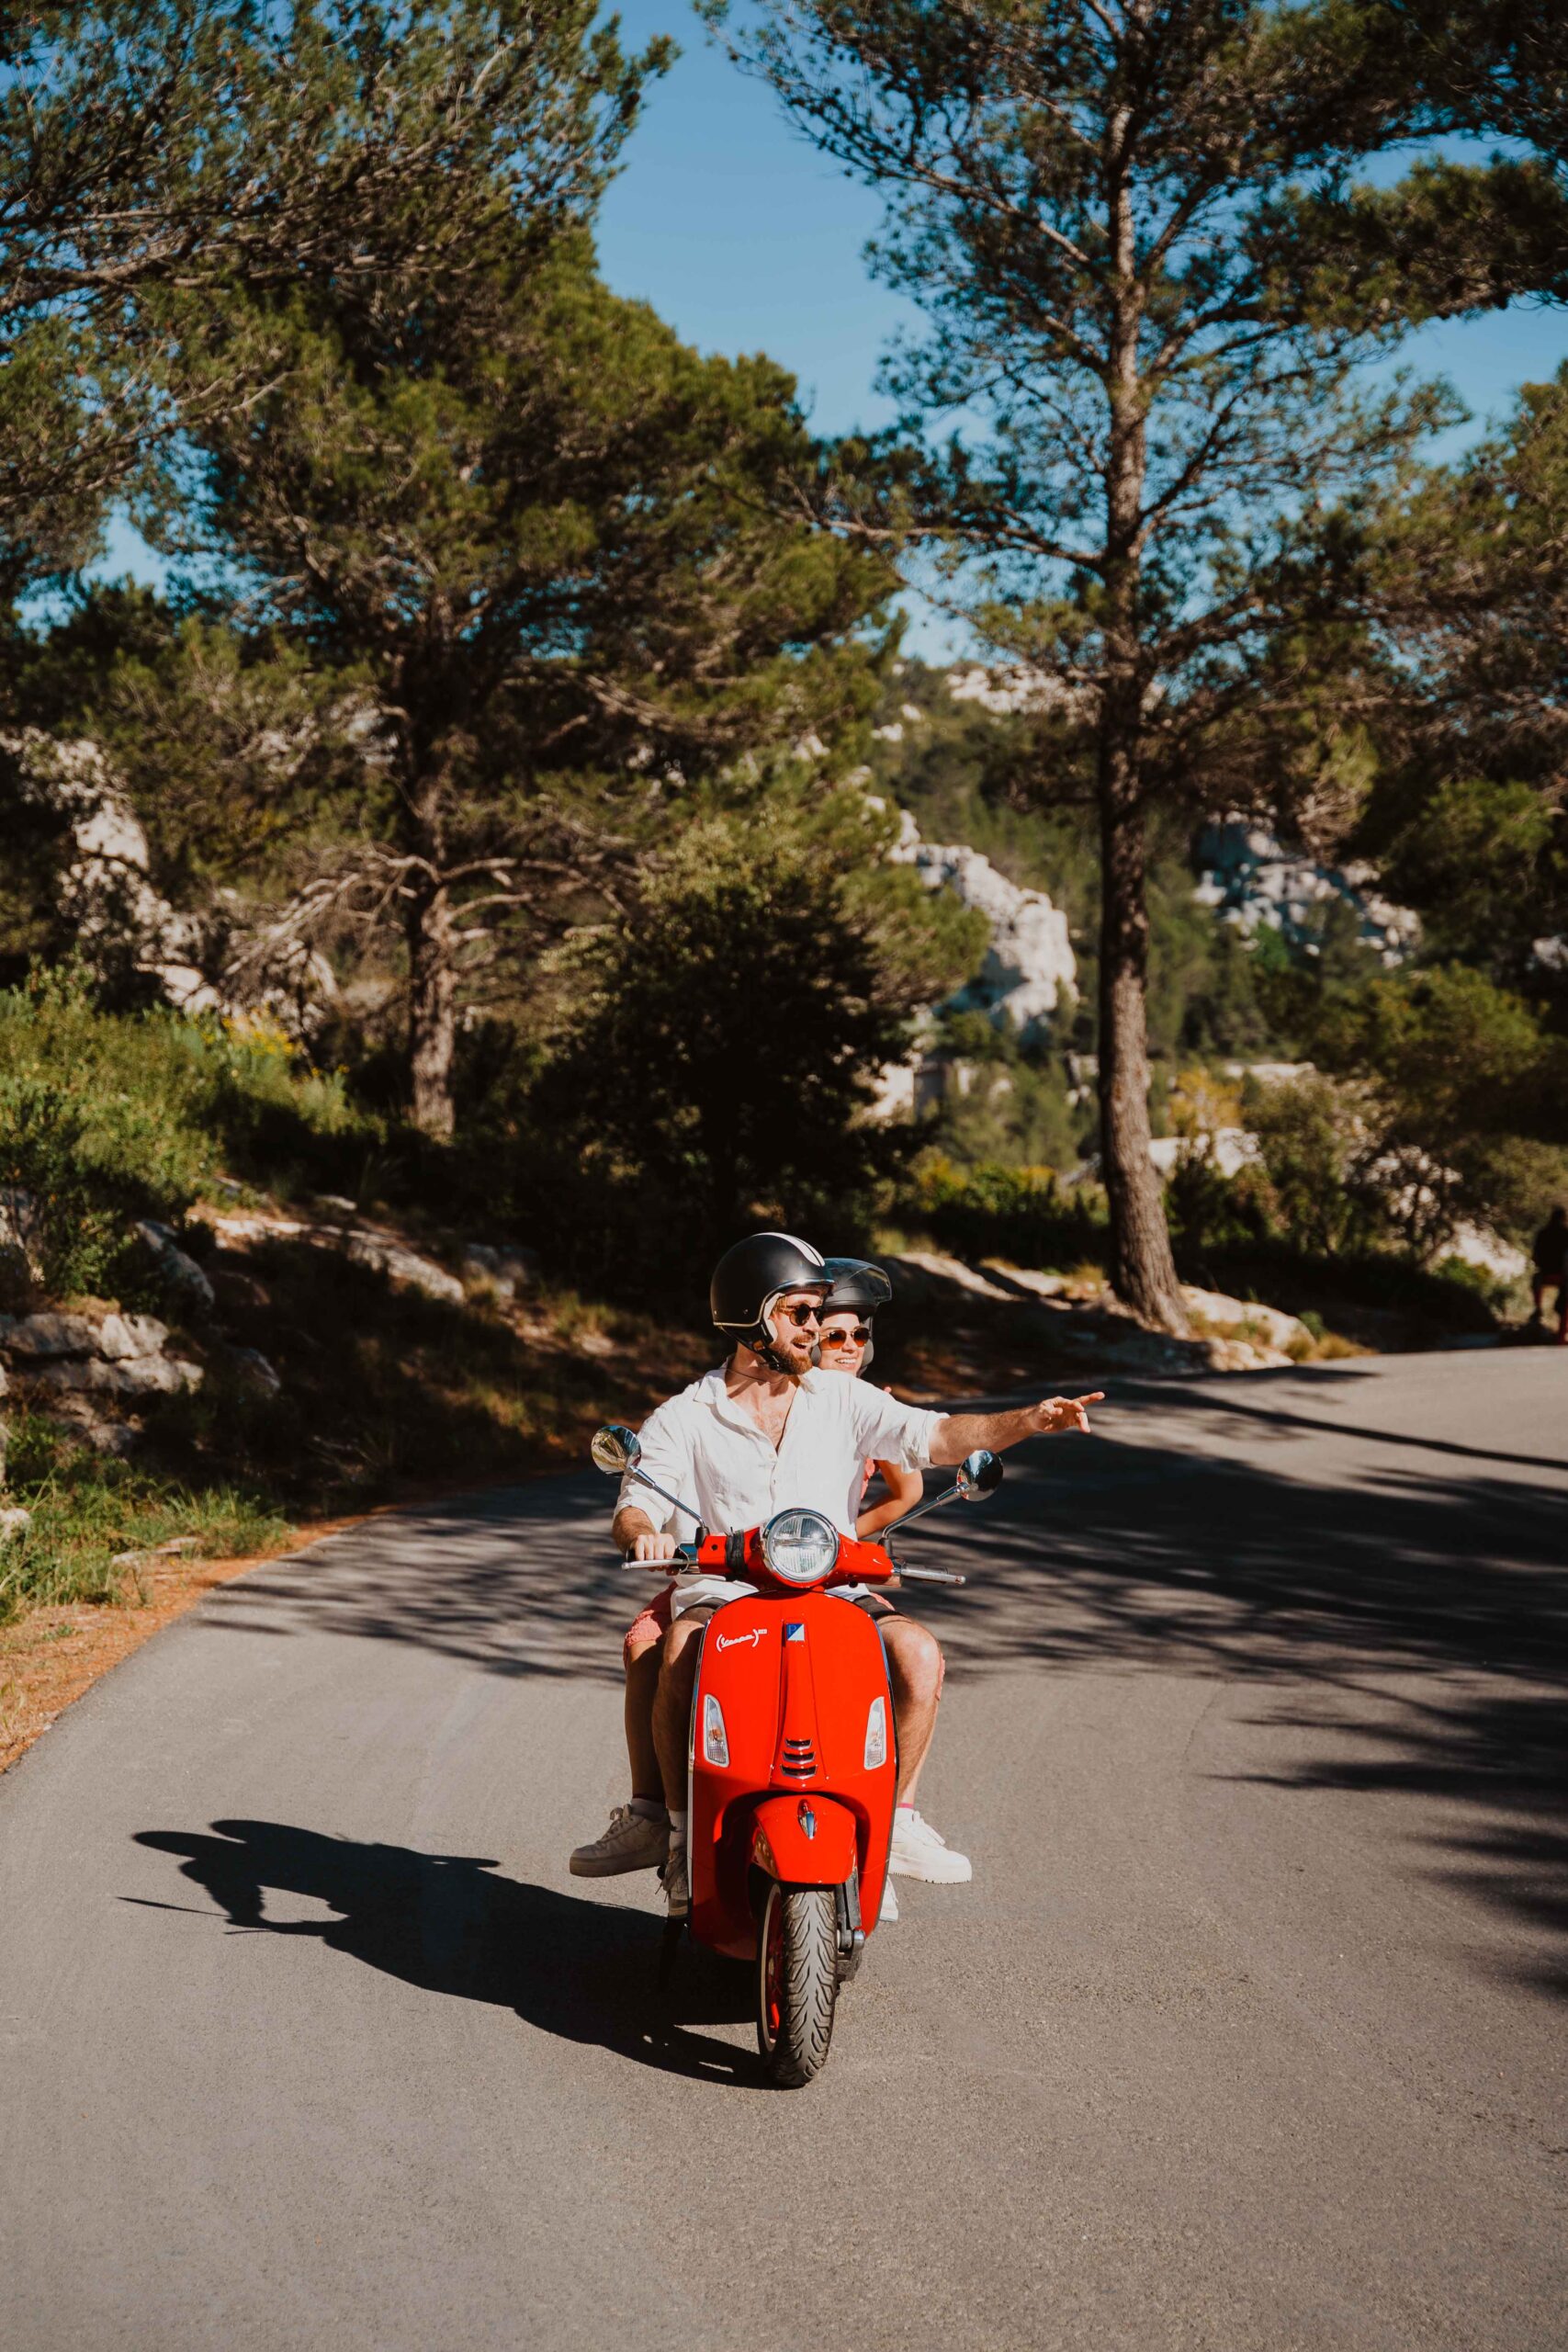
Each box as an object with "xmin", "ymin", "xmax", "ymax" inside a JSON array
[{"xmin": 757, "ymin": 1882, "xmax": 839, "ymax": 2086}]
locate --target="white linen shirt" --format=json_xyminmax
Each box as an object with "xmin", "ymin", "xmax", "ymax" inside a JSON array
[{"xmin": 615, "ymin": 1366, "xmax": 943, "ymax": 1614}]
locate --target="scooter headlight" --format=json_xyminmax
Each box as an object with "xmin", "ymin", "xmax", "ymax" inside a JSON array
[{"xmin": 760, "ymin": 1507, "xmax": 840, "ymax": 1588}]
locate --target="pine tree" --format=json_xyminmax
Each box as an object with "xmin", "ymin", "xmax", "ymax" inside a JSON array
[
  {"xmin": 709, "ymin": 0, "xmax": 1532, "ymax": 1328},
  {"xmin": 169, "ymin": 235, "xmax": 895, "ymax": 1134},
  {"xmin": 1, "ymin": 1, "xmax": 666, "ymax": 595}
]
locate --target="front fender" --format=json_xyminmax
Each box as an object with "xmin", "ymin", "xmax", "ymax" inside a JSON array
[{"xmin": 750, "ymin": 1793, "xmax": 858, "ymax": 1886}]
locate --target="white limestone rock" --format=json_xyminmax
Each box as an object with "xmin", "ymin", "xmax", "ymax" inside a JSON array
[
  {"xmin": 36, "ymin": 1354, "xmax": 203, "ymax": 1397},
  {"xmin": 887, "ymin": 809, "xmax": 1077, "ymax": 1039},
  {"xmin": 1195, "ymin": 820, "xmax": 1421, "ymax": 966},
  {"xmin": 0, "ymin": 1311, "xmax": 107, "ymax": 1359},
  {"xmin": 1179, "ymin": 1285, "xmax": 1308, "ymax": 1353},
  {"xmin": 2, "ymin": 728, "xmax": 218, "ymax": 1008},
  {"xmin": 132, "ymin": 1222, "xmax": 216, "ymax": 1315},
  {"xmin": 343, "ymin": 1233, "xmax": 465, "ymax": 1304}
]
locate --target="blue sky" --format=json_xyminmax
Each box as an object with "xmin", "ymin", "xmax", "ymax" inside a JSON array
[{"xmin": 100, "ymin": 1, "xmax": 1568, "ymax": 656}]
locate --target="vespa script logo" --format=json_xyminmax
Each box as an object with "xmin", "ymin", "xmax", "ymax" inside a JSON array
[{"xmin": 715, "ymin": 1627, "xmax": 766, "ymax": 1654}]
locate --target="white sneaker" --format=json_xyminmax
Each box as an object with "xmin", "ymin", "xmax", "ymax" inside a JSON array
[
  {"xmin": 660, "ymin": 1838, "xmax": 689, "ymax": 1918},
  {"xmin": 879, "ymin": 1877, "xmax": 898, "ymax": 1923},
  {"xmin": 569, "ymin": 1804, "xmax": 669, "ymax": 1878},
  {"xmin": 889, "ymin": 1807, "xmax": 972, "ymax": 1883}
]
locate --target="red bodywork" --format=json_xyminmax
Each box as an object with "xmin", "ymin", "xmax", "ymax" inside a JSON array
[{"xmin": 682, "ymin": 1531, "xmax": 899, "ymax": 1962}]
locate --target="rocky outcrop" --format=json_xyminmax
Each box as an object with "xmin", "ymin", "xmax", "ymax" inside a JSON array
[
  {"xmin": 0, "ymin": 1309, "xmax": 207, "ymax": 1453},
  {"xmin": 3, "ymin": 729, "xmax": 217, "ymax": 1010},
  {"xmin": 3, "ymin": 726, "xmax": 340, "ymax": 1038},
  {"xmin": 1194, "ymin": 820, "xmax": 1420, "ymax": 966},
  {"xmin": 886, "ymin": 808, "xmax": 1077, "ymax": 1038}
]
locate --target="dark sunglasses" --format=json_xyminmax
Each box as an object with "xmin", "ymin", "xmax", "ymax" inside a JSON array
[
  {"xmin": 778, "ymin": 1301, "xmax": 823, "ymax": 1328},
  {"xmin": 818, "ymin": 1325, "xmax": 872, "ymax": 1348}
]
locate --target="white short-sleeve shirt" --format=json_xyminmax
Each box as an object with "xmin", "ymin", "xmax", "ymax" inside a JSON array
[{"xmin": 615, "ymin": 1367, "xmax": 943, "ymax": 1613}]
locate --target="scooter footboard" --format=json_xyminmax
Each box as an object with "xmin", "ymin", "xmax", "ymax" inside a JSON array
[{"xmin": 750, "ymin": 1793, "xmax": 857, "ymax": 1885}]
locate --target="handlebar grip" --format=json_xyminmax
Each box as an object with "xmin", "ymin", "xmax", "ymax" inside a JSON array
[{"xmin": 897, "ymin": 1565, "xmax": 967, "ymax": 1587}]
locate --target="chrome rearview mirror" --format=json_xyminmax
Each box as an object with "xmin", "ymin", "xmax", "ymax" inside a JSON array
[
  {"xmin": 591, "ymin": 1424, "xmax": 640, "ymax": 1476},
  {"xmin": 879, "ymin": 1448, "xmax": 1003, "ymax": 1544},
  {"xmin": 590, "ymin": 1422, "xmax": 708, "ymax": 1540},
  {"xmin": 956, "ymin": 1449, "xmax": 1003, "ymax": 1501}
]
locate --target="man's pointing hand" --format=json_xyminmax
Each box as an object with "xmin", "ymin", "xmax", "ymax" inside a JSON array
[{"xmin": 1031, "ymin": 1392, "xmax": 1103, "ymax": 1436}]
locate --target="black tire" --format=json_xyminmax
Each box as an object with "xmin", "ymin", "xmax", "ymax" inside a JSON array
[{"xmin": 756, "ymin": 1883, "xmax": 839, "ymax": 2086}]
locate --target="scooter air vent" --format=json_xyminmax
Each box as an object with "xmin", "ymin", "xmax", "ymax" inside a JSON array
[{"xmin": 782, "ymin": 1736, "xmax": 817, "ymax": 1780}]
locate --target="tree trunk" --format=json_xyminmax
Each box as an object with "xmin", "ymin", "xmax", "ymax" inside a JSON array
[
  {"xmin": 1097, "ymin": 762, "xmax": 1188, "ymax": 1331},
  {"xmin": 1096, "ymin": 130, "xmax": 1189, "ymax": 1336},
  {"xmin": 406, "ymin": 873, "xmax": 457, "ymax": 1141}
]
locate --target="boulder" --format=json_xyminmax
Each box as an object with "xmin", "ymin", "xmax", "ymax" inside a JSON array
[
  {"xmin": 0, "ymin": 1506, "xmax": 30, "ymax": 1546},
  {"xmin": 343, "ymin": 1233, "xmax": 464, "ymax": 1304},
  {"xmin": 1179, "ymin": 1285, "xmax": 1307, "ymax": 1353},
  {"xmin": 48, "ymin": 1398, "xmax": 141, "ymax": 1456},
  {"xmin": 0, "ymin": 1311, "xmax": 107, "ymax": 1359},
  {"xmin": 133, "ymin": 1221, "xmax": 216, "ymax": 1315},
  {"xmin": 461, "ymin": 1241, "xmax": 540, "ymax": 1300},
  {"xmin": 95, "ymin": 1313, "xmax": 170, "ymax": 1361},
  {"xmin": 0, "ymin": 1309, "xmax": 169, "ymax": 1362},
  {"xmin": 227, "ymin": 1346, "xmax": 282, "ymax": 1397},
  {"xmin": 36, "ymin": 1354, "xmax": 203, "ymax": 1397}
]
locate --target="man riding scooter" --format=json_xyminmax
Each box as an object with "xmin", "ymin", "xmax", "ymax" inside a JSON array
[
  {"xmin": 570, "ymin": 1250, "xmax": 932, "ymax": 1913},
  {"xmin": 599, "ymin": 1232, "xmax": 1100, "ymax": 1917}
]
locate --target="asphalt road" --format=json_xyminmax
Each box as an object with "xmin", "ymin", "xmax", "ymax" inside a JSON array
[{"xmin": 2, "ymin": 1350, "xmax": 1566, "ymax": 2352}]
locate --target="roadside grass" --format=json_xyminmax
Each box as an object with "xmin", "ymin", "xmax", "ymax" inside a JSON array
[
  {"xmin": 0, "ymin": 1227, "xmax": 715, "ymax": 1645},
  {"xmin": 0, "ymin": 1412, "xmax": 289, "ymax": 1626}
]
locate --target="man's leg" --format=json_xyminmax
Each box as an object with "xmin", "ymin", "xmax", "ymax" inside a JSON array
[
  {"xmin": 652, "ymin": 1608, "xmax": 716, "ymax": 1915},
  {"xmin": 568, "ymin": 1622, "xmax": 668, "ymax": 1877},
  {"xmin": 625, "ymin": 1636, "xmax": 663, "ymax": 1803},
  {"xmin": 880, "ymin": 1615, "xmax": 972, "ymax": 1885}
]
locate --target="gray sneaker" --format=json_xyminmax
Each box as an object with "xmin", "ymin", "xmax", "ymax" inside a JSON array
[
  {"xmin": 660, "ymin": 1838, "xmax": 689, "ymax": 1918},
  {"xmin": 570, "ymin": 1804, "xmax": 669, "ymax": 1878}
]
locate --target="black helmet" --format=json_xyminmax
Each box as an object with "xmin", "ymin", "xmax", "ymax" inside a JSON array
[
  {"xmin": 820, "ymin": 1256, "xmax": 893, "ymax": 1314},
  {"xmin": 710, "ymin": 1231, "xmax": 829, "ymax": 1371},
  {"xmin": 818, "ymin": 1256, "xmax": 893, "ymax": 1367}
]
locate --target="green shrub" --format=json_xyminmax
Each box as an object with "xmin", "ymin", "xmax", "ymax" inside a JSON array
[
  {"xmin": 0, "ymin": 969, "xmax": 376, "ymax": 1300},
  {"xmin": 900, "ymin": 1156, "xmax": 1109, "ymax": 1271}
]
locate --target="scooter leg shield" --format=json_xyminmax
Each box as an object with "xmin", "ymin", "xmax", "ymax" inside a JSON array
[{"xmin": 750, "ymin": 1793, "xmax": 858, "ymax": 1885}]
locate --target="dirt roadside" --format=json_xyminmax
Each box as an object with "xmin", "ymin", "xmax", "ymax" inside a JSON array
[{"xmin": 0, "ymin": 1503, "xmax": 391, "ymax": 1776}]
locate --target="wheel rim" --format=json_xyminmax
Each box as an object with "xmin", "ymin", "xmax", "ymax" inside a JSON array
[{"xmin": 760, "ymin": 1885, "xmax": 784, "ymax": 2052}]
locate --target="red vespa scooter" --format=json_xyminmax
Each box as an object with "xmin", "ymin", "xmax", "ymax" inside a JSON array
[{"xmin": 590, "ymin": 1425, "xmax": 1003, "ymax": 2086}]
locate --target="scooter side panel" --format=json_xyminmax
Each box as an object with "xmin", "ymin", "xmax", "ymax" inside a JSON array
[{"xmin": 689, "ymin": 1593, "xmax": 897, "ymax": 1961}]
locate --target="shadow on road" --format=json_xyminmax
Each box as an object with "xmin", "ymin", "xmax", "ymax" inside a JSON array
[
  {"xmin": 199, "ymin": 1364, "xmax": 1568, "ymax": 2001},
  {"xmin": 127, "ymin": 1819, "xmax": 762, "ymax": 2086}
]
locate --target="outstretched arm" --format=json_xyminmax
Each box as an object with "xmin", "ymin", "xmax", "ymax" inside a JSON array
[{"xmin": 928, "ymin": 1393, "xmax": 1103, "ymax": 1466}]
